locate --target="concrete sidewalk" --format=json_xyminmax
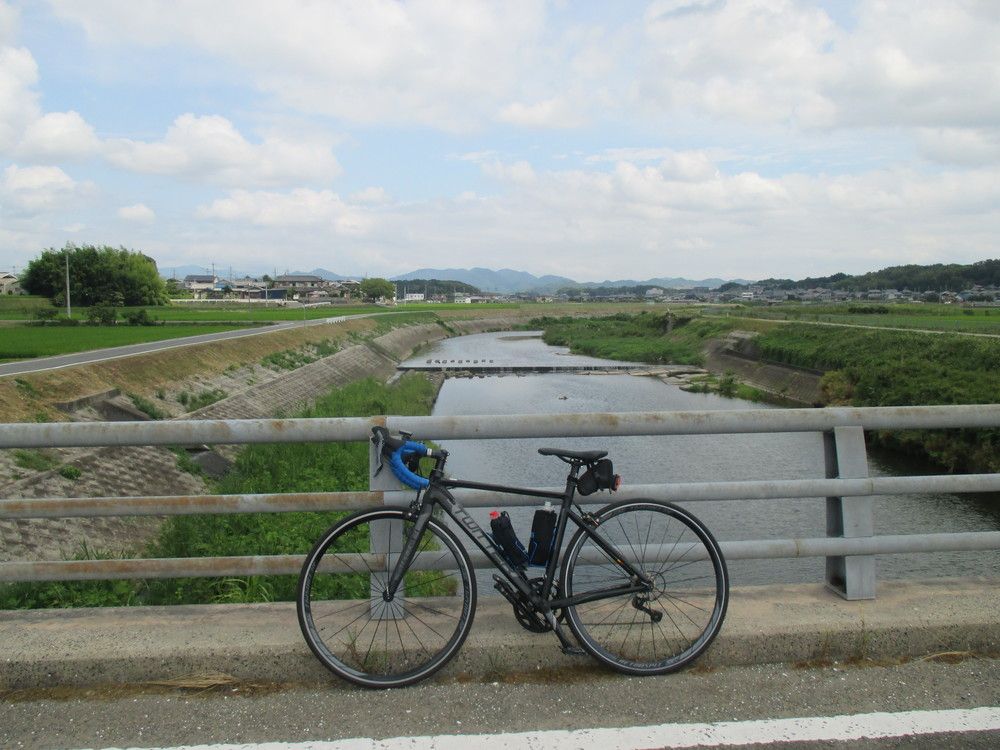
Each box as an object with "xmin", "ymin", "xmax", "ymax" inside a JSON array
[{"xmin": 2, "ymin": 578, "xmax": 997, "ymax": 691}]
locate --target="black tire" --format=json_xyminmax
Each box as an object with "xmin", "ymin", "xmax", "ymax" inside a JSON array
[
  {"xmin": 560, "ymin": 500, "xmax": 728, "ymax": 675},
  {"xmin": 297, "ymin": 507, "xmax": 476, "ymax": 688}
]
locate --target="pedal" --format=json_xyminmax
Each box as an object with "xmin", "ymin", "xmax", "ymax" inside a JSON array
[{"xmin": 544, "ymin": 610, "xmax": 583, "ymax": 654}]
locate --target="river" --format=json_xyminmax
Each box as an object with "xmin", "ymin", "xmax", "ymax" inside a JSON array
[{"xmin": 404, "ymin": 331, "xmax": 1000, "ymax": 589}]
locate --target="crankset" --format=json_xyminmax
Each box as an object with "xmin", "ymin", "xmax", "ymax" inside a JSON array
[{"xmin": 493, "ymin": 575, "xmax": 562, "ymax": 633}]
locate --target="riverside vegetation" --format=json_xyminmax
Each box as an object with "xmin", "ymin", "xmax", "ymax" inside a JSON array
[
  {"xmin": 0, "ymin": 374, "xmax": 439, "ymax": 608},
  {"xmin": 533, "ymin": 311, "xmax": 1000, "ymax": 473}
]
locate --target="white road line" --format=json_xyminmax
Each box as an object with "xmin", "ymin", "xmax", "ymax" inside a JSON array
[{"xmin": 82, "ymin": 706, "xmax": 1000, "ymax": 750}]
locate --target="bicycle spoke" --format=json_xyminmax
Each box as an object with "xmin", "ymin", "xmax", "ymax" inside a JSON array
[
  {"xmin": 563, "ymin": 502, "xmax": 727, "ymax": 675},
  {"xmin": 299, "ymin": 509, "xmax": 474, "ymax": 687}
]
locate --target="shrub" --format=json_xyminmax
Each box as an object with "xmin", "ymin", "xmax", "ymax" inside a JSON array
[
  {"xmin": 86, "ymin": 304, "xmax": 118, "ymax": 326},
  {"xmin": 129, "ymin": 393, "xmax": 168, "ymax": 420},
  {"xmin": 124, "ymin": 308, "xmax": 155, "ymax": 326},
  {"xmin": 58, "ymin": 465, "xmax": 82, "ymax": 480}
]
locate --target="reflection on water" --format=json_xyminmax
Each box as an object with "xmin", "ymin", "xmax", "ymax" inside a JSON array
[{"xmin": 421, "ymin": 332, "xmax": 999, "ymax": 589}]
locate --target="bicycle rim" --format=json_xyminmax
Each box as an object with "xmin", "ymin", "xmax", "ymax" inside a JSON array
[
  {"xmin": 297, "ymin": 508, "xmax": 476, "ymax": 688},
  {"xmin": 561, "ymin": 500, "xmax": 728, "ymax": 675}
]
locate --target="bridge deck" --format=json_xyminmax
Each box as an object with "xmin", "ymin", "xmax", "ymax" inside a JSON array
[{"xmin": 2, "ymin": 577, "xmax": 995, "ymax": 690}]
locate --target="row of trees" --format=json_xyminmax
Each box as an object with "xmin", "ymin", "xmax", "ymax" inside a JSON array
[
  {"xmin": 756, "ymin": 259, "xmax": 1000, "ymax": 292},
  {"xmin": 21, "ymin": 244, "xmax": 168, "ymax": 307}
]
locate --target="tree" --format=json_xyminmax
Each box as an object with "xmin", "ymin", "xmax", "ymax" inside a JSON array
[
  {"xmin": 359, "ymin": 277, "xmax": 395, "ymax": 302},
  {"xmin": 20, "ymin": 244, "xmax": 168, "ymax": 307}
]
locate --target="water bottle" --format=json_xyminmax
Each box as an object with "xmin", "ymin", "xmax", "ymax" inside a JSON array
[{"xmin": 528, "ymin": 501, "xmax": 557, "ymax": 567}]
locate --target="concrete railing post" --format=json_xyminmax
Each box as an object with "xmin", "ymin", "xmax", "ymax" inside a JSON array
[
  {"xmin": 824, "ymin": 426, "xmax": 875, "ymax": 600},
  {"xmin": 369, "ymin": 439, "xmax": 408, "ymax": 618}
]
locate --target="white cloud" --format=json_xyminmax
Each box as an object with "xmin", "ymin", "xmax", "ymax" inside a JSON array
[
  {"xmin": 917, "ymin": 128, "xmax": 1000, "ymax": 166},
  {"xmin": 117, "ymin": 203, "xmax": 155, "ymax": 222},
  {"xmin": 0, "ymin": 1, "xmax": 17, "ymax": 42},
  {"xmin": 498, "ymin": 97, "xmax": 581, "ymax": 128},
  {"xmin": 0, "ymin": 6, "xmax": 100, "ymax": 160},
  {"xmin": 0, "ymin": 164, "xmax": 89, "ymax": 212},
  {"xmin": 48, "ymin": 0, "xmax": 551, "ymax": 131},
  {"xmin": 0, "ymin": 44, "xmax": 39, "ymax": 152},
  {"xmin": 640, "ymin": 1, "xmax": 1000, "ymax": 131},
  {"xmin": 197, "ymin": 188, "xmax": 371, "ymax": 234},
  {"xmin": 350, "ymin": 187, "xmax": 390, "ymax": 204},
  {"xmin": 104, "ymin": 114, "xmax": 341, "ymax": 187},
  {"xmin": 18, "ymin": 111, "xmax": 100, "ymax": 160}
]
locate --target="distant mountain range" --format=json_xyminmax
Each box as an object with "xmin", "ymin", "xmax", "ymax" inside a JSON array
[
  {"xmin": 159, "ymin": 259, "xmax": 1000, "ymax": 295},
  {"xmin": 391, "ymin": 267, "xmax": 576, "ymax": 293},
  {"xmin": 160, "ymin": 263, "xmax": 749, "ymax": 292},
  {"xmin": 160, "ymin": 265, "xmax": 351, "ymax": 281},
  {"xmin": 391, "ymin": 267, "xmax": 747, "ymax": 293}
]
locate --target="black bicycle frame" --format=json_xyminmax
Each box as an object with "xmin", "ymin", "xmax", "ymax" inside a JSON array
[{"xmin": 386, "ymin": 471, "xmax": 651, "ymax": 613}]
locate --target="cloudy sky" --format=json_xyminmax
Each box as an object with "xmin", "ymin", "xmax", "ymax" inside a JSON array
[{"xmin": 1, "ymin": 1, "xmax": 998, "ymax": 282}]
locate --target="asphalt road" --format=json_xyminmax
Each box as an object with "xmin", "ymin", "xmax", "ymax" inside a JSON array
[{"xmin": 2, "ymin": 657, "xmax": 997, "ymax": 749}]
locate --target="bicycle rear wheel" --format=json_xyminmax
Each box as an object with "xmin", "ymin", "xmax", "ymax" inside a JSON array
[
  {"xmin": 560, "ymin": 500, "xmax": 728, "ymax": 675},
  {"xmin": 297, "ymin": 507, "xmax": 476, "ymax": 688}
]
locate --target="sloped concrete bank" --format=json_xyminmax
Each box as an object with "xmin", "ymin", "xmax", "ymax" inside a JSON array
[
  {"xmin": 704, "ymin": 332, "xmax": 825, "ymax": 406},
  {"xmin": 0, "ymin": 318, "xmax": 519, "ymax": 563}
]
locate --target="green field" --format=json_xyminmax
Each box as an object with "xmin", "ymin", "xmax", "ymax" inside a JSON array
[
  {"xmin": 0, "ymin": 298, "xmax": 519, "ymax": 322},
  {"xmin": 0, "ymin": 296, "xmax": 52, "ymax": 319},
  {"xmin": 718, "ymin": 303, "xmax": 1000, "ymax": 335},
  {"xmin": 0, "ymin": 325, "xmax": 247, "ymax": 361}
]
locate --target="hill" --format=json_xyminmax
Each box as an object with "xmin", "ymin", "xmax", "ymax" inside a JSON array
[
  {"xmin": 757, "ymin": 259, "xmax": 1000, "ymax": 292},
  {"xmin": 391, "ymin": 267, "xmax": 747, "ymax": 293}
]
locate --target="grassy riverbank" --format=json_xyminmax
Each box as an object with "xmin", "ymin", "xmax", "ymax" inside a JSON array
[
  {"xmin": 0, "ymin": 374, "xmax": 438, "ymax": 609},
  {"xmin": 532, "ymin": 312, "xmax": 1000, "ymax": 472},
  {"xmin": 534, "ymin": 312, "xmax": 736, "ymax": 365}
]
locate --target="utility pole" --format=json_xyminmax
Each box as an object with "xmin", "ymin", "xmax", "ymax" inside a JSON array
[{"xmin": 64, "ymin": 250, "xmax": 71, "ymax": 318}]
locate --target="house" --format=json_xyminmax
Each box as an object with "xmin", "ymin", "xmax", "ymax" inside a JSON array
[
  {"xmin": 274, "ymin": 274, "xmax": 326, "ymax": 290},
  {"xmin": 1, "ymin": 271, "xmax": 24, "ymax": 295},
  {"xmin": 183, "ymin": 274, "xmax": 217, "ymax": 292}
]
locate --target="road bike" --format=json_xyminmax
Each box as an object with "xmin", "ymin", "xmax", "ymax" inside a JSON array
[{"xmin": 296, "ymin": 426, "xmax": 729, "ymax": 688}]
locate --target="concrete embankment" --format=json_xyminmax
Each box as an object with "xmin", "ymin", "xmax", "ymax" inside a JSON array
[
  {"xmin": 0, "ymin": 317, "xmax": 520, "ymax": 563},
  {"xmin": 704, "ymin": 332, "xmax": 825, "ymax": 405},
  {"xmin": 1, "ymin": 577, "xmax": 996, "ymax": 690}
]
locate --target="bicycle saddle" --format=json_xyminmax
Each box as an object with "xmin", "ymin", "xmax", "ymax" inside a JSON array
[{"xmin": 537, "ymin": 447, "xmax": 608, "ymax": 462}]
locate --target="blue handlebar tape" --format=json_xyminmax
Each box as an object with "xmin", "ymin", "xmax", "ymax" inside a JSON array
[{"xmin": 389, "ymin": 441, "xmax": 430, "ymax": 489}]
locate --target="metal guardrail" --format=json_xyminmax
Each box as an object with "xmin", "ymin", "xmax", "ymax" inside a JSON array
[{"xmin": 2, "ymin": 405, "xmax": 999, "ymax": 601}]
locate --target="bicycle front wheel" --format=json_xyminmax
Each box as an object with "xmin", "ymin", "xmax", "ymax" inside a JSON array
[
  {"xmin": 560, "ymin": 500, "xmax": 728, "ymax": 675},
  {"xmin": 297, "ymin": 507, "xmax": 476, "ymax": 688}
]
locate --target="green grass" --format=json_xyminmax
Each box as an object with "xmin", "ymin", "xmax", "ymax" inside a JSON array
[
  {"xmin": 176, "ymin": 388, "xmax": 228, "ymax": 412},
  {"xmin": 754, "ymin": 324, "xmax": 1000, "ymax": 471},
  {"xmin": 128, "ymin": 392, "xmax": 168, "ymax": 420},
  {"xmin": 261, "ymin": 339, "xmax": 340, "ymax": 370},
  {"xmin": 13, "ymin": 449, "xmax": 59, "ymax": 472},
  {"xmin": 0, "ymin": 373, "xmax": 439, "ymax": 609},
  {"xmin": 532, "ymin": 312, "xmax": 733, "ymax": 365},
  {"xmin": 719, "ymin": 303, "xmax": 1000, "ymax": 334},
  {"xmin": 0, "ymin": 295, "xmax": 51, "ymax": 319},
  {"xmin": 0, "ymin": 301, "xmax": 521, "ymax": 323},
  {"xmin": 0, "ymin": 324, "xmax": 246, "ymax": 360}
]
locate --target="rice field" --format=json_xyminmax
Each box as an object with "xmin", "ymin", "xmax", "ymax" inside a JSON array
[{"xmin": 0, "ymin": 325, "xmax": 247, "ymax": 361}]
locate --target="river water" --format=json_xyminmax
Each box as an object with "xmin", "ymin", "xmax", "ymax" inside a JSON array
[{"xmin": 405, "ymin": 331, "xmax": 1000, "ymax": 588}]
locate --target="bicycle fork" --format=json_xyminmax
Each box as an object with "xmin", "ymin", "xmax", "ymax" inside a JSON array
[{"xmin": 383, "ymin": 500, "xmax": 434, "ymax": 603}]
